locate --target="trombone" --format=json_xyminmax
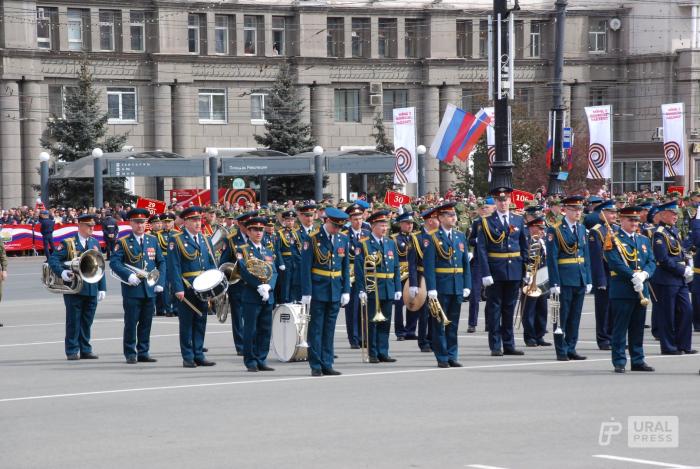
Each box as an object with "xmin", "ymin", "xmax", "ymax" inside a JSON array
[{"xmin": 359, "ymin": 252, "xmax": 387, "ymax": 363}]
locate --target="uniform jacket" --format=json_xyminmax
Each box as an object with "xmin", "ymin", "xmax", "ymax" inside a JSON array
[
  {"xmin": 301, "ymin": 227, "xmax": 351, "ymax": 302},
  {"xmin": 588, "ymin": 223, "xmax": 613, "ymax": 288},
  {"xmin": 391, "ymin": 231, "xmax": 418, "ymax": 288},
  {"xmin": 110, "ymin": 233, "xmax": 166, "ymax": 298},
  {"xmin": 39, "ymin": 217, "xmax": 55, "ymax": 236},
  {"xmin": 353, "ymin": 234, "xmax": 401, "ymax": 301},
  {"xmin": 49, "ymin": 233, "xmax": 107, "ymax": 296},
  {"xmin": 424, "ymin": 226, "xmax": 471, "ymax": 295},
  {"xmin": 651, "ymin": 223, "xmax": 687, "ymax": 286},
  {"xmin": 102, "ymin": 216, "xmax": 119, "ymax": 240},
  {"xmin": 236, "ymin": 240, "xmax": 278, "ymax": 305},
  {"xmin": 166, "ymin": 230, "xmax": 217, "ymax": 294},
  {"xmin": 476, "ymin": 212, "xmax": 528, "ymax": 281},
  {"xmin": 546, "ymin": 219, "xmax": 592, "ymax": 287},
  {"xmin": 605, "ymin": 230, "xmax": 655, "ymax": 300}
]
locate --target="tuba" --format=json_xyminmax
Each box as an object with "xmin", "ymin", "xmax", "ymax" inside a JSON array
[
  {"xmin": 110, "ymin": 264, "xmax": 160, "ymax": 288},
  {"xmin": 210, "ymin": 225, "xmax": 230, "ymax": 254},
  {"xmin": 219, "ymin": 261, "xmax": 241, "ymax": 285},
  {"xmin": 42, "ymin": 249, "xmax": 105, "ymax": 294}
]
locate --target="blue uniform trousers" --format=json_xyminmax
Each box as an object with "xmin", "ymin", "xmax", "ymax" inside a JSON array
[
  {"xmin": 432, "ymin": 293, "xmax": 461, "ymax": 363},
  {"xmin": 655, "ymin": 284, "xmax": 693, "ymax": 353},
  {"xmin": 42, "ymin": 235, "xmax": 53, "ymax": 261},
  {"xmin": 393, "ymin": 279, "xmax": 408, "ymax": 338},
  {"xmin": 522, "ymin": 295, "xmax": 547, "ymax": 344},
  {"xmin": 650, "ymin": 281, "xmax": 660, "ymax": 339},
  {"xmin": 155, "ymin": 280, "xmax": 176, "ymax": 315},
  {"xmin": 610, "ymin": 299, "xmax": 646, "ymax": 367},
  {"xmin": 468, "ymin": 260, "xmax": 481, "ymax": 327},
  {"xmin": 554, "ymin": 285, "xmax": 585, "ymax": 358},
  {"xmin": 417, "ymin": 301, "xmax": 431, "ymax": 350},
  {"xmin": 308, "ymin": 299, "xmax": 341, "ymax": 371},
  {"xmin": 344, "ymin": 283, "xmax": 362, "ymax": 347},
  {"xmin": 691, "ymin": 280, "xmax": 700, "ymax": 331},
  {"xmin": 403, "ymin": 307, "xmax": 419, "ymax": 339},
  {"xmin": 64, "ymin": 294, "xmax": 97, "ymax": 356},
  {"xmin": 105, "ymin": 238, "xmax": 117, "ymax": 259},
  {"xmin": 486, "ymin": 280, "xmax": 519, "ymax": 352},
  {"xmin": 367, "ymin": 296, "xmax": 394, "ymax": 359},
  {"xmin": 227, "ymin": 283, "xmax": 244, "ymax": 353},
  {"xmin": 594, "ymin": 287, "xmax": 612, "ymax": 347},
  {"xmin": 177, "ymin": 293, "xmax": 208, "ymax": 362},
  {"xmin": 242, "ymin": 300, "xmax": 273, "ymax": 369},
  {"xmin": 123, "ymin": 296, "xmax": 155, "ymax": 359}
]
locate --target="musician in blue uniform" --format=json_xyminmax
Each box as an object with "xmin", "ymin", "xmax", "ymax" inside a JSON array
[
  {"xmin": 583, "ymin": 195, "xmax": 604, "ymax": 230},
  {"xmin": 522, "ymin": 217, "xmax": 551, "ymax": 347},
  {"xmin": 587, "ymin": 200, "xmax": 618, "ymax": 350},
  {"xmin": 412, "ymin": 206, "xmax": 440, "ymax": 353},
  {"xmin": 300, "ymin": 208, "xmax": 351, "ymax": 376},
  {"xmin": 354, "ymin": 210, "xmax": 402, "ymax": 364},
  {"xmin": 468, "ymin": 198, "xmax": 495, "ymax": 332},
  {"xmin": 297, "ymin": 202, "xmax": 318, "ymax": 240},
  {"xmin": 155, "ymin": 213, "xmax": 178, "ymax": 317},
  {"xmin": 651, "ymin": 200, "xmax": 696, "ymax": 355},
  {"xmin": 424, "ymin": 202, "xmax": 471, "ymax": 367},
  {"xmin": 343, "ymin": 202, "xmax": 371, "ymax": 349},
  {"xmin": 235, "ymin": 216, "xmax": 278, "ymax": 372},
  {"xmin": 545, "ymin": 195, "xmax": 592, "ymax": 361},
  {"xmin": 49, "ymin": 214, "xmax": 107, "ymax": 360},
  {"xmin": 219, "ymin": 210, "xmax": 257, "ymax": 355},
  {"xmin": 277, "ymin": 209, "xmax": 302, "ymax": 303},
  {"xmin": 476, "ymin": 187, "xmax": 528, "ymax": 356},
  {"xmin": 167, "ymin": 206, "xmax": 217, "ymax": 368},
  {"xmin": 392, "ymin": 211, "xmax": 418, "ymax": 340},
  {"xmin": 605, "ymin": 206, "xmax": 656, "ymax": 373},
  {"xmin": 110, "ymin": 208, "xmax": 166, "ymax": 364},
  {"xmin": 39, "ymin": 210, "xmax": 55, "ymax": 261},
  {"xmin": 689, "ymin": 206, "xmax": 700, "ymax": 333}
]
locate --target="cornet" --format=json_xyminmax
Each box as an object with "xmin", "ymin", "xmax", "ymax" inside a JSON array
[
  {"xmin": 549, "ymin": 292, "xmax": 563, "ymax": 335},
  {"xmin": 428, "ymin": 297, "xmax": 451, "ymax": 326},
  {"xmin": 110, "ymin": 264, "xmax": 160, "ymax": 287}
]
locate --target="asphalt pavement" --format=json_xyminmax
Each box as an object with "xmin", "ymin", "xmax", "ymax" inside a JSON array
[{"xmin": 1, "ymin": 256, "xmax": 699, "ymax": 469}]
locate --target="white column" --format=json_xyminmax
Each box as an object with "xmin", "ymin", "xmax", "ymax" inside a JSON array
[
  {"xmin": 693, "ymin": 6, "xmax": 698, "ymax": 49},
  {"xmin": 0, "ymin": 81, "xmax": 22, "ymax": 207}
]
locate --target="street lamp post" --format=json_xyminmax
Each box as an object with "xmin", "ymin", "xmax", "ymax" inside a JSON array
[
  {"xmin": 416, "ymin": 145, "xmax": 426, "ymax": 197},
  {"xmin": 208, "ymin": 148, "xmax": 219, "ymax": 205},
  {"xmin": 92, "ymin": 148, "xmax": 103, "ymax": 209},
  {"xmin": 39, "ymin": 152, "xmax": 50, "ymax": 206},
  {"xmin": 313, "ymin": 146, "xmax": 324, "ymax": 202}
]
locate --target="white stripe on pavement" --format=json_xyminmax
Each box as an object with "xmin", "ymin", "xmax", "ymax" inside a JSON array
[
  {"xmin": 0, "ymin": 330, "xmax": 230, "ymax": 347},
  {"xmin": 466, "ymin": 464, "xmax": 510, "ymax": 469},
  {"xmin": 592, "ymin": 454, "xmax": 694, "ymax": 468}
]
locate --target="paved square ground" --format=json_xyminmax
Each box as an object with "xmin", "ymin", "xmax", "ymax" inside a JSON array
[{"xmin": 2, "ymin": 257, "xmax": 699, "ymax": 469}]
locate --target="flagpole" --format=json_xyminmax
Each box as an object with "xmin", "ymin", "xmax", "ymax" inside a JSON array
[{"xmin": 547, "ymin": 0, "xmax": 568, "ymax": 196}]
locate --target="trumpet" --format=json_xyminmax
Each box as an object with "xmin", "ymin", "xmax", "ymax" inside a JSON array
[
  {"xmin": 428, "ymin": 297, "xmax": 451, "ymax": 326},
  {"xmin": 549, "ymin": 292, "xmax": 564, "ymax": 335},
  {"xmin": 110, "ymin": 264, "xmax": 160, "ymax": 287}
]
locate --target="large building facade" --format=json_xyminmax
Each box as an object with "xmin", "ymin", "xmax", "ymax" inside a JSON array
[{"xmin": 1, "ymin": 0, "xmax": 699, "ymax": 207}]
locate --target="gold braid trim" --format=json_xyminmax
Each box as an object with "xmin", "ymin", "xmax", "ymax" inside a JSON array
[
  {"xmin": 278, "ymin": 229, "xmax": 291, "ymax": 248},
  {"xmin": 554, "ymin": 225, "xmax": 578, "ymax": 256},
  {"xmin": 481, "ymin": 216, "xmax": 506, "ymax": 244},
  {"xmin": 311, "ymin": 232, "xmax": 331, "ymax": 266},
  {"xmin": 411, "ymin": 233, "xmax": 424, "ymax": 260},
  {"xmin": 119, "ymin": 237, "xmax": 143, "ymax": 264},
  {"xmin": 659, "ymin": 230, "xmax": 682, "ymax": 256},
  {"xmin": 431, "ymin": 232, "xmax": 454, "ymax": 260},
  {"xmin": 392, "ymin": 233, "xmax": 409, "ymax": 257},
  {"xmin": 65, "ymin": 238, "xmax": 76, "ymax": 260},
  {"xmin": 614, "ymin": 235, "xmax": 638, "ymax": 263},
  {"xmin": 174, "ymin": 233, "xmax": 197, "ymax": 261}
]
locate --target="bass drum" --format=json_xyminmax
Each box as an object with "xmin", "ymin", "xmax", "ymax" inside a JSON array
[
  {"xmin": 192, "ymin": 269, "xmax": 229, "ymax": 302},
  {"xmin": 535, "ymin": 266, "xmax": 549, "ymax": 293},
  {"xmin": 271, "ymin": 303, "xmax": 308, "ymax": 362}
]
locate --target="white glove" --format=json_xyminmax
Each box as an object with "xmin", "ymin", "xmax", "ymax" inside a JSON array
[
  {"xmin": 409, "ymin": 286, "xmax": 418, "ymax": 298},
  {"xmin": 523, "ymin": 273, "xmax": 532, "ymax": 286},
  {"xmin": 597, "ymin": 286, "xmax": 607, "ymax": 290},
  {"xmin": 696, "ymin": 207, "xmax": 700, "ymax": 219},
  {"xmin": 340, "ymin": 293, "xmax": 350, "ymax": 306},
  {"xmin": 261, "ymin": 291, "xmax": 270, "ymax": 302},
  {"xmin": 684, "ymin": 266, "xmax": 693, "ymax": 278},
  {"xmin": 482, "ymin": 276, "xmax": 494, "ymax": 287},
  {"xmin": 127, "ymin": 273, "xmax": 141, "ymax": 286},
  {"xmin": 463, "ymin": 288, "xmax": 471, "ymax": 298},
  {"xmin": 468, "ymin": 252, "xmax": 474, "ymax": 262},
  {"xmin": 428, "ymin": 289, "xmax": 438, "ymax": 300},
  {"xmin": 279, "ymin": 264, "xmax": 286, "ymax": 271},
  {"xmin": 61, "ymin": 270, "xmax": 74, "ymax": 282},
  {"xmin": 257, "ymin": 284, "xmax": 271, "ymax": 298},
  {"xmin": 550, "ymin": 285, "xmax": 561, "ymax": 295},
  {"xmin": 97, "ymin": 291, "xmax": 106, "ymax": 302},
  {"xmin": 633, "ymin": 282, "xmax": 644, "ymax": 293},
  {"xmin": 586, "ymin": 284, "xmax": 592, "ymax": 294},
  {"xmin": 359, "ymin": 291, "xmax": 368, "ymax": 302},
  {"xmin": 632, "ymin": 271, "xmax": 649, "ymax": 284},
  {"xmin": 154, "ymin": 285, "xmax": 164, "ymax": 293},
  {"xmin": 394, "ymin": 291, "xmax": 402, "ymax": 301},
  {"xmin": 301, "ymin": 295, "xmax": 312, "ymax": 306}
]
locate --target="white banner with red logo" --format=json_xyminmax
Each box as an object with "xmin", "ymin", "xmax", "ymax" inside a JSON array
[
  {"xmin": 484, "ymin": 107, "xmax": 495, "ymax": 181},
  {"xmin": 661, "ymin": 102, "xmax": 686, "ymax": 177},
  {"xmin": 584, "ymin": 105, "xmax": 612, "ymax": 180},
  {"xmin": 392, "ymin": 107, "xmax": 417, "ymax": 184}
]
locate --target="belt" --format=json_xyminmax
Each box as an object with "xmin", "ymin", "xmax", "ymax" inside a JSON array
[
  {"xmin": 182, "ymin": 271, "xmax": 203, "ymax": 278},
  {"xmin": 400, "ymin": 261, "xmax": 408, "ymax": 267},
  {"xmin": 417, "ymin": 266, "xmax": 424, "ymax": 272},
  {"xmin": 611, "ymin": 269, "xmax": 642, "ymax": 277},
  {"xmin": 311, "ymin": 268, "xmax": 342, "ymax": 278},
  {"xmin": 373, "ymin": 273, "xmax": 395, "ymax": 279},
  {"xmin": 694, "ymin": 267, "xmax": 700, "ymax": 274},
  {"xmin": 282, "ymin": 252, "xmax": 292, "ymax": 256},
  {"xmin": 487, "ymin": 252, "xmax": 520, "ymax": 258},
  {"xmin": 435, "ymin": 267, "xmax": 464, "ymax": 274},
  {"xmin": 558, "ymin": 257, "xmax": 584, "ymax": 265}
]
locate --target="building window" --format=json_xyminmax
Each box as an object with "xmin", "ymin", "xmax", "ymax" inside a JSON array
[
  {"xmin": 334, "ymin": 89, "xmax": 360, "ymax": 122},
  {"xmin": 272, "ymin": 16, "xmax": 286, "ymax": 56},
  {"xmin": 382, "ymin": 89, "xmax": 408, "ymax": 121},
  {"xmin": 456, "ymin": 20, "xmax": 472, "ymax": 58},
  {"xmin": 99, "ymin": 11, "xmax": 116, "ymax": 51},
  {"xmin": 589, "ymin": 86, "xmax": 608, "ymax": 106},
  {"xmin": 612, "ymin": 160, "xmax": 672, "ymax": 194},
  {"xmin": 36, "ymin": 7, "xmax": 52, "ymax": 49},
  {"xmin": 251, "ymin": 93, "xmax": 267, "ymax": 122},
  {"xmin": 478, "ymin": 20, "xmax": 488, "ymax": 58},
  {"xmin": 107, "ymin": 87, "xmax": 137, "ymax": 123},
  {"xmin": 198, "ymin": 89, "xmax": 227, "ymax": 123},
  {"xmin": 188, "ymin": 14, "xmax": 200, "ymax": 53},
  {"xmin": 378, "ymin": 18, "xmax": 397, "ymax": 58},
  {"xmin": 215, "ymin": 15, "xmax": 228, "ymax": 54},
  {"xmin": 461, "ymin": 90, "xmax": 473, "ymax": 113},
  {"xmin": 327, "ymin": 18, "xmax": 344, "ymax": 58},
  {"xmin": 405, "ymin": 19, "xmax": 422, "ymax": 58},
  {"xmin": 130, "ymin": 11, "xmax": 145, "ymax": 52},
  {"xmin": 67, "ymin": 9, "xmax": 84, "ymax": 51},
  {"xmin": 352, "ymin": 18, "xmax": 370, "ymax": 58},
  {"xmin": 515, "ymin": 88, "xmax": 534, "ymax": 114},
  {"xmin": 588, "ymin": 19, "xmax": 607, "ymax": 53},
  {"xmin": 49, "ymin": 85, "xmax": 67, "ymax": 118},
  {"xmin": 244, "ymin": 15, "xmax": 258, "ymax": 55},
  {"xmin": 530, "ymin": 21, "xmax": 541, "ymax": 58}
]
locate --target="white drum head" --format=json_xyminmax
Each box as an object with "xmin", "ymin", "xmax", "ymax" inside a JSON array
[
  {"xmin": 192, "ymin": 269, "xmax": 224, "ymax": 292},
  {"xmin": 272, "ymin": 304, "xmax": 304, "ymax": 362}
]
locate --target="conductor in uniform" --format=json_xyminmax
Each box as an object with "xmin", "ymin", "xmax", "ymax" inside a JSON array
[
  {"xmin": 167, "ymin": 206, "xmax": 217, "ymax": 368},
  {"xmin": 110, "ymin": 208, "xmax": 166, "ymax": 364},
  {"xmin": 49, "ymin": 214, "xmax": 106, "ymax": 360}
]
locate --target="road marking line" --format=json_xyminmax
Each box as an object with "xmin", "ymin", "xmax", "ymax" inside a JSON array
[
  {"xmin": 592, "ymin": 454, "xmax": 694, "ymax": 468},
  {"xmin": 0, "ymin": 353, "xmax": 695, "ymax": 403},
  {"xmin": 466, "ymin": 465, "xmax": 510, "ymax": 469},
  {"xmin": 0, "ymin": 331, "xmax": 230, "ymax": 347}
]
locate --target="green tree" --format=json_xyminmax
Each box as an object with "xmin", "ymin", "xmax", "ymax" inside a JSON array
[
  {"xmin": 254, "ymin": 62, "xmax": 316, "ymax": 200},
  {"xmin": 367, "ymin": 112, "xmax": 395, "ymax": 198},
  {"xmin": 39, "ymin": 60, "xmax": 133, "ymax": 208}
]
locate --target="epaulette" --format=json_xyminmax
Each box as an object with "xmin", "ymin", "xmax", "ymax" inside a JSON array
[
  {"xmin": 592, "ymin": 224, "xmax": 601, "ymax": 231},
  {"xmin": 309, "ymin": 229, "xmax": 320, "ymax": 238},
  {"xmin": 171, "ymin": 231, "xmax": 183, "ymax": 238},
  {"xmin": 656, "ymin": 226, "xmax": 664, "ymax": 233},
  {"xmin": 428, "ymin": 228, "xmax": 438, "ymax": 235}
]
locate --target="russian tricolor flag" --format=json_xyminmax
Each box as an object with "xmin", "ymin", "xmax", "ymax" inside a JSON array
[{"xmin": 429, "ymin": 104, "xmax": 491, "ymax": 163}]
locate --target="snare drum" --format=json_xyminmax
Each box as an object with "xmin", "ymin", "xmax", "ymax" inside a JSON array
[
  {"xmin": 192, "ymin": 269, "xmax": 229, "ymax": 302},
  {"xmin": 271, "ymin": 303, "xmax": 309, "ymax": 362}
]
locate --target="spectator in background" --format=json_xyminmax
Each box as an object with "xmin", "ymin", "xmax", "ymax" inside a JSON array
[
  {"xmin": 39, "ymin": 210, "xmax": 55, "ymax": 261},
  {"xmin": 102, "ymin": 210, "xmax": 119, "ymax": 259}
]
